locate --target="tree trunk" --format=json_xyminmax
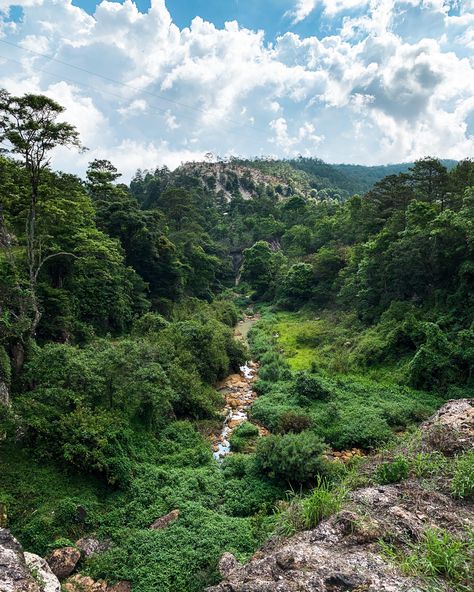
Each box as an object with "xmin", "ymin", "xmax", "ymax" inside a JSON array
[
  {"xmin": 11, "ymin": 342, "xmax": 24, "ymax": 374},
  {"xmin": 0, "ymin": 380, "xmax": 9, "ymax": 406},
  {"xmin": 27, "ymin": 179, "xmax": 42, "ymax": 337}
]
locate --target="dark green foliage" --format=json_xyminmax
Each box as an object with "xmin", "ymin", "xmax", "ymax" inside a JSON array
[
  {"xmin": 292, "ymin": 371, "xmax": 330, "ymax": 402},
  {"xmin": 0, "ymin": 345, "xmax": 11, "ymax": 385},
  {"xmin": 279, "ymin": 263, "xmax": 313, "ymax": 305},
  {"xmin": 241, "ymin": 241, "xmax": 285, "ymax": 300},
  {"xmin": 255, "ymin": 431, "xmax": 327, "ymax": 484},
  {"xmin": 132, "ymin": 312, "xmax": 169, "ymax": 336},
  {"xmin": 229, "ymin": 422, "xmax": 259, "ymax": 453},
  {"xmin": 277, "ymin": 410, "xmax": 313, "ymax": 434}
]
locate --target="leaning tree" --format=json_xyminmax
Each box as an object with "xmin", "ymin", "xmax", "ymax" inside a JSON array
[{"xmin": 0, "ymin": 90, "xmax": 83, "ymax": 335}]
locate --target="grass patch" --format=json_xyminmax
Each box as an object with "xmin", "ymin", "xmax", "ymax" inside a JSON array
[
  {"xmin": 273, "ymin": 309, "xmax": 410, "ymax": 383},
  {"xmin": 381, "ymin": 527, "xmax": 474, "ymax": 592},
  {"xmin": 451, "ymin": 451, "xmax": 474, "ymax": 500}
]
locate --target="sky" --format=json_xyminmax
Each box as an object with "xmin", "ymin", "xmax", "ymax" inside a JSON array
[{"xmin": 0, "ymin": 0, "xmax": 473, "ymax": 179}]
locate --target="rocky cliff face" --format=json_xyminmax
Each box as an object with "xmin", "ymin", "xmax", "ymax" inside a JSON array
[
  {"xmin": 175, "ymin": 161, "xmax": 314, "ymax": 202},
  {"xmin": 207, "ymin": 399, "xmax": 474, "ymax": 592}
]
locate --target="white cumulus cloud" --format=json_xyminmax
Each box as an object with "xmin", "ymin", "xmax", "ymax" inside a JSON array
[{"xmin": 0, "ymin": 0, "xmax": 472, "ymax": 179}]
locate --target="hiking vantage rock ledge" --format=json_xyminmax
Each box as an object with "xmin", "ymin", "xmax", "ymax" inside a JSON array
[{"xmin": 207, "ymin": 399, "xmax": 474, "ymax": 592}]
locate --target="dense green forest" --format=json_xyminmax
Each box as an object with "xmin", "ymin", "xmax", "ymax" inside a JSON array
[{"xmin": 1, "ymin": 91, "xmax": 473, "ymax": 592}]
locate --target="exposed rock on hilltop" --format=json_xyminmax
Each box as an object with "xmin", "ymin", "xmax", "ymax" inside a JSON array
[
  {"xmin": 175, "ymin": 160, "xmax": 315, "ymax": 202},
  {"xmin": 207, "ymin": 400, "xmax": 474, "ymax": 592}
]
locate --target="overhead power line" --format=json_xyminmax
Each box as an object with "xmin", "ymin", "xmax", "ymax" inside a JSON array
[{"xmin": 0, "ymin": 38, "xmax": 269, "ymax": 136}]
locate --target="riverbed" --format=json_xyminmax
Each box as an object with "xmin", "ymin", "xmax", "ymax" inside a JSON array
[{"xmin": 211, "ymin": 312, "xmax": 265, "ymax": 460}]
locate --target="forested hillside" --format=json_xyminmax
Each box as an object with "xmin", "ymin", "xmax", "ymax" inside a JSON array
[{"xmin": 1, "ymin": 91, "xmax": 473, "ymax": 592}]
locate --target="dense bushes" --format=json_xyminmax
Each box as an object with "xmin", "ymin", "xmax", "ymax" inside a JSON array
[
  {"xmin": 229, "ymin": 422, "xmax": 259, "ymax": 453},
  {"xmin": 255, "ymin": 431, "xmax": 327, "ymax": 483},
  {"xmin": 4, "ymin": 307, "xmax": 245, "ymax": 485},
  {"xmin": 291, "ymin": 371, "xmax": 331, "ymax": 403}
]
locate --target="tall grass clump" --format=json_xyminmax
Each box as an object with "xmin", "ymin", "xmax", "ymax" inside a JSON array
[{"xmin": 451, "ymin": 451, "xmax": 474, "ymax": 500}]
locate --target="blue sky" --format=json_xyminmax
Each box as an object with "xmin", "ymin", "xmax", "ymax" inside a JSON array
[
  {"xmin": 70, "ymin": 0, "xmax": 341, "ymax": 40},
  {"xmin": 0, "ymin": 0, "xmax": 472, "ymax": 179}
]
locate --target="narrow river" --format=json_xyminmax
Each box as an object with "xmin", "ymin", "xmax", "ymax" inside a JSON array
[{"xmin": 211, "ymin": 311, "xmax": 263, "ymax": 461}]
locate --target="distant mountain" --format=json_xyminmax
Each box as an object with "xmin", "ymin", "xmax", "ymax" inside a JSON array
[{"xmin": 333, "ymin": 159, "xmax": 458, "ymax": 195}]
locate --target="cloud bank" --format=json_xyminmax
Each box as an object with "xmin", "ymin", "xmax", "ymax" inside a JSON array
[{"xmin": 0, "ymin": 0, "xmax": 472, "ymax": 179}]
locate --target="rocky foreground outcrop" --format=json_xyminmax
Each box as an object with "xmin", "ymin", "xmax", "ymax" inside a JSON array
[
  {"xmin": 0, "ymin": 529, "xmax": 60, "ymax": 592},
  {"xmin": 207, "ymin": 399, "xmax": 474, "ymax": 592}
]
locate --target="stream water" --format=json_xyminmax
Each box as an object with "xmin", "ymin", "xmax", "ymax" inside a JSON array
[{"xmin": 211, "ymin": 313, "xmax": 262, "ymax": 461}]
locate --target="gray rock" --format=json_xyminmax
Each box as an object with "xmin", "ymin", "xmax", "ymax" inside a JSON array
[
  {"xmin": 24, "ymin": 553, "xmax": 60, "ymax": 592},
  {"xmin": 75, "ymin": 538, "xmax": 112, "ymax": 559},
  {"xmin": 218, "ymin": 553, "xmax": 239, "ymax": 578},
  {"xmin": 0, "ymin": 528, "xmax": 40, "ymax": 592},
  {"xmin": 206, "ymin": 516, "xmax": 424, "ymax": 592},
  {"xmin": 422, "ymin": 398, "xmax": 474, "ymax": 453}
]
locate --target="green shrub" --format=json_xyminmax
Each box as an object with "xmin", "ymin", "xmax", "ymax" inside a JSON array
[
  {"xmin": 451, "ymin": 451, "xmax": 474, "ymax": 499},
  {"xmin": 407, "ymin": 324, "xmax": 461, "ymax": 391},
  {"xmin": 410, "ymin": 452, "xmax": 448, "ymax": 479},
  {"xmin": 132, "ymin": 312, "xmax": 169, "ymax": 336},
  {"xmin": 292, "ymin": 372, "xmax": 331, "ymax": 402},
  {"xmin": 374, "ymin": 456, "xmax": 409, "ymax": 484},
  {"xmin": 211, "ymin": 300, "xmax": 239, "ymax": 327},
  {"xmin": 221, "ymin": 454, "xmax": 255, "ymax": 479},
  {"xmin": 324, "ymin": 408, "xmax": 393, "ymax": 450},
  {"xmin": 229, "ymin": 422, "xmax": 259, "ymax": 453},
  {"xmin": 277, "ymin": 410, "xmax": 312, "ymax": 434},
  {"xmin": 258, "ymin": 360, "xmax": 291, "ymax": 382},
  {"xmin": 255, "ymin": 431, "xmax": 327, "ymax": 484},
  {"xmin": 249, "ymin": 396, "xmax": 297, "ymax": 432},
  {"xmin": 222, "ymin": 476, "xmax": 282, "ymax": 517}
]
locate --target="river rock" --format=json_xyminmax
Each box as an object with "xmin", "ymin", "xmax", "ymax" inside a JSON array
[
  {"xmin": 64, "ymin": 575, "xmax": 131, "ymax": 592},
  {"xmin": 24, "ymin": 553, "xmax": 60, "ymax": 592},
  {"xmin": 64, "ymin": 575, "xmax": 107, "ymax": 592},
  {"xmin": 149, "ymin": 509, "xmax": 179, "ymax": 530},
  {"xmin": 46, "ymin": 547, "xmax": 80, "ymax": 580}
]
